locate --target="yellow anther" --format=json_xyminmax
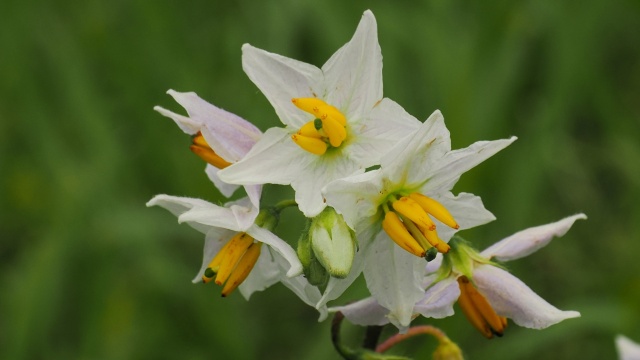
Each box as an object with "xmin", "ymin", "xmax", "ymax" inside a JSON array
[
  {"xmin": 292, "ymin": 97, "xmax": 327, "ymax": 116},
  {"xmin": 321, "ymin": 104, "xmax": 347, "ymax": 126},
  {"xmin": 221, "ymin": 242, "xmax": 262, "ymax": 297},
  {"xmin": 321, "ymin": 116, "xmax": 347, "ymax": 147},
  {"xmin": 382, "ymin": 212, "xmax": 426, "ymax": 257},
  {"xmin": 190, "ymin": 133, "xmax": 232, "ymax": 169},
  {"xmin": 398, "ymin": 213, "xmax": 434, "ymax": 253},
  {"xmin": 457, "ymin": 276, "xmax": 505, "ymax": 339},
  {"xmin": 409, "ymin": 193, "xmax": 459, "ymax": 229},
  {"xmin": 392, "ymin": 197, "xmax": 436, "ymax": 231},
  {"xmin": 291, "ymin": 134, "xmax": 328, "ymax": 155},
  {"xmin": 298, "ymin": 121, "xmax": 323, "ymax": 139},
  {"xmin": 215, "ymin": 233, "xmax": 254, "ymax": 285},
  {"xmin": 421, "ymin": 227, "xmax": 450, "ymax": 253},
  {"xmin": 202, "ymin": 238, "xmax": 235, "ymax": 283}
]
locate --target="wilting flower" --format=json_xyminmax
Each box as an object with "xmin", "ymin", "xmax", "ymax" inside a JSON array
[
  {"xmin": 616, "ymin": 335, "xmax": 640, "ymax": 360},
  {"xmin": 333, "ymin": 214, "xmax": 586, "ymax": 335},
  {"xmin": 154, "ymin": 90, "xmax": 263, "ymax": 208},
  {"xmin": 324, "ymin": 109, "xmax": 515, "ymax": 329},
  {"xmin": 146, "ymin": 195, "xmax": 328, "ymax": 318},
  {"xmin": 217, "ymin": 10, "xmax": 420, "ymax": 217}
]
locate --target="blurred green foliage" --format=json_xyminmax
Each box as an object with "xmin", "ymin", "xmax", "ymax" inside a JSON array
[{"xmin": 1, "ymin": 0, "xmax": 639, "ymax": 359}]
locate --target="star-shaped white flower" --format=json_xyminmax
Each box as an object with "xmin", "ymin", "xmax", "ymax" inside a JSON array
[
  {"xmin": 154, "ymin": 90, "xmax": 263, "ymax": 208},
  {"xmin": 332, "ymin": 214, "xmax": 586, "ymax": 335},
  {"xmin": 217, "ymin": 10, "xmax": 420, "ymax": 217},
  {"xmin": 323, "ymin": 109, "xmax": 516, "ymax": 329},
  {"xmin": 617, "ymin": 335, "xmax": 640, "ymax": 360},
  {"xmin": 147, "ymin": 195, "xmax": 328, "ymax": 319}
]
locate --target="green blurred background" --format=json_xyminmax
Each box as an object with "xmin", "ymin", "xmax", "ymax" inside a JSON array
[{"xmin": 2, "ymin": 0, "xmax": 639, "ymax": 359}]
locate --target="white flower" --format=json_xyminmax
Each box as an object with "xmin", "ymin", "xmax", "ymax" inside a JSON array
[
  {"xmin": 154, "ymin": 90, "xmax": 263, "ymax": 208},
  {"xmin": 217, "ymin": 10, "xmax": 420, "ymax": 217},
  {"xmin": 146, "ymin": 195, "xmax": 328, "ymax": 319},
  {"xmin": 324, "ymin": 109, "xmax": 516, "ymax": 330},
  {"xmin": 617, "ymin": 335, "xmax": 640, "ymax": 360},
  {"xmin": 332, "ymin": 214, "xmax": 586, "ymax": 335}
]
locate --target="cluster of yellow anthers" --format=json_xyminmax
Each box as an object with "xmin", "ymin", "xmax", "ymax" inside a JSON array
[
  {"xmin": 382, "ymin": 193, "xmax": 459, "ymax": 258},
  {"xmin": 201, "ymin": 233, "xmax": 263, "ymax": 297},
  {"xmin": 457, "ymin": 276, "xmax": 507, "ymax": 339},
  {"xmin": 190, "ymin": 132, "xmax": 231, "ymax": 169},
  {"xmin": 290, "ymin": 98, "xmax": 347, "ymax": 155}
]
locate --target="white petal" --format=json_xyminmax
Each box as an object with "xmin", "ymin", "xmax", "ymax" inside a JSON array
[
  {"xmin": 147, "ymin": 194, "xmax": 238, "ymax": 233},
  {"xmin": 292, "ymin": 152, "xmax": 363, "ymax": 217},
  {"xmin": 322, "ymin": 10, "xmax": 382, "ymax": 120},
  {"xmin": 616, "ymin": 335, "xmax": 640, "ymax": 360},
  {"xmin": 218, "ymin": 127, "xmax": 315, "ymax": 186},
  {"xmin": 381, "ymin": 110, "xmax": 451, "ymax": 186},
  {"xmin": 242, "ymin": 44, "xmax": 324, "ymax": 128},
  {"xmin": 473, "ymin": 265, "xmax": 580, "ymax": 329},
  {"xmin": 246, "ymin": 225, "xmax": 302, "ymax": 278},
  {"xmin": 480, "ymin": 214, "xmax": 587, "ymax": 261},
  {"xmin": 420, "ymin": 136, "xmax": 517, "ymax": 193},
  {"xmin": 323, "ymin": 169, "xmax": 384, "ymax": 230},
  {"xmin": 238, "ymin": 246, "xmax": 282, "ymax": 300},
  {"xmin": 430, "ymin": 192, "xmax": 496, "ymax": 242},
  {"xmin": 330, "ymin": 297, "xmax": 390, "ymax": 326},
  {"xmin": 425, "ymin": 254, "xmax": 443, "ymax": 274},
  {"xmin": 414, "ymin": 275, "xmax": 459, "ymax": 319},
  {"xmin": 363, "ymin": 231, "xmax": 426, "ymax": 331},
  {"xmin": 192, "ymin": 227, "xmax": 236, "ymax": 283},
  {"xmin": 244, "ymin": 184, "xmax": 263, "ymax": 210},
  {"xmin": 165, "ymin": 90, "xmax": 262, "ymax": 162},
  {"xmin": 348, "ymin": 98, "xmax": 421, "ymax": 168},
  {"xmin": 205, "ymin": 165, "xmax": 241, "ymax": 198}
]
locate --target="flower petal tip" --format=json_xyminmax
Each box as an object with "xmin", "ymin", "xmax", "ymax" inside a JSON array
[{"xmin": 286, "ymin": 264, "xmax": 303, "ymax": 278}]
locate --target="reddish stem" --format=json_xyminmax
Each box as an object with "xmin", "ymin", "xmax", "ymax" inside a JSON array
[{"xmin": 375, "ymin": 325, "xmax": 447, "ymax": 353}]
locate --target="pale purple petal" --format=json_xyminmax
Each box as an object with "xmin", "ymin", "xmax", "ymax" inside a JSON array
[
  {"xmin": 474, "ymin": 265, "xmax": 580, "ymax": 329},
  {"xmin": 480, "ymin": 214, "xmax": 587, "ymax": 262},
  {"xmin": 414, "ymin": 275, "xmax": 460, "ymax": 319},
  {"xmin": 205, "ymin": 165, "xmax": 241, "ymax": 198},
  {"xmin": 616, "ymin": 335, "xmax": 640, "ymax": 360},
  {"xmin": 146, "ymin": 195, "xmax": 238, "ymax": 233},
  {"xmin": 242, "ymin": 44, "xmax": 324, "ymax": 128},
  {"xmin": 153, "ymin": 105, "xmax": 200, "ymax": 135},
  {"xmin": 164, "ymin": 90, "xmax": 262, "ymax": 162},
  {"xmin": 322, "ymin": 10, "xmax": 382, "ymax": 120},
  {"xmin": 331, "ymin": 297, "xmax": 391, "ymax": 326}
]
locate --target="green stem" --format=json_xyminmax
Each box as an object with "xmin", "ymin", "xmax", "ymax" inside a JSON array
[
  {"xmin": 331, "ymin": 312, "xmax": 358, "ymax": 360},
  {"xmin": 273, "ymin": 199, "xmax": 297, "ymax": 212}
]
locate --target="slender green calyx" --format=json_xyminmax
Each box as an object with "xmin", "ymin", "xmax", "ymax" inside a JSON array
[
  {"xmin": 438, "ymin": 237, "xmax": 493, "ymax": 281},
  {"xmin": 309, "ymin": 207, "xmax": 356, "ymax": 279}
]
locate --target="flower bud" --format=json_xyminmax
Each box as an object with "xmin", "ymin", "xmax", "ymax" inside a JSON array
[
  {"xmin": 309, "ymin": 207, "xmax": 356, "ymax": 279},
  {"xmin": 433, "ymin": 338, "xmax": 464, "ymax": 360}
]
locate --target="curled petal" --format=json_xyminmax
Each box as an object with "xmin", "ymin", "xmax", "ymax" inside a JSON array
[
  {"xmin": 480, "ymin": 214, "xmax": 587, "ymax": 262},
  {"xmin": 414, "ymin": 275, "xmax": 460, "ymax": 319},
  {"xmin": 616, "ymin": 335, "xmax": 640, "ymax": 360},
  {"xmin": 246, "ymin": 225, "xmax": 302, "ymax": 278},
  {"xmin": 473, "ymin": 265, "xmax": 580, "ymax": 329}
]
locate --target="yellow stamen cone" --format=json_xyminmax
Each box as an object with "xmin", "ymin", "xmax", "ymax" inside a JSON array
[
  {"xmin": 190, "ymin": 145, "xmax": 232, "ymax": 169},
  {"xmin": 221, "ymin": 243, "xmax": 262, "ymax": 297},
  {"xmin": 192, "ymin": 132, "xmax": 209, "ymax": 148},
  {"xmin": 382, "ymin": 212, "xmax": 426, "ymax": 257},
  {"xmin": 202, "ymin": 237, "xmax": 236, "ymax": 283},
  {"xmin": 321, "ymin": 116, "xmax": 346, "ymax": 147},
  {"xmin": 291, "ymin": 134, "xmax": 328, "ymax": 155},
  {"xmin": 409, "ymin": 193, "xmax": 459, "ymax": 229},
  {"xmin": 458, "ymin": 276, "xmax": 505, "ymax": 338},
  {"xmin": 321, "ymin": 104, "xmax": 347, "ymax": 126},
  {"xmin": 298, "ymin": 121, "xmax": 323, "ymax": 138},
  {"xmin": 215, "ymin": 233, "xmax": 254, "ymax": 285},
  {"xmin": 398, "ymin": 213, "xmax": 434, "ymax": 253},
  {"xmin": 392, "ymin": 197, "xmax": 436, "ymax": 231}
]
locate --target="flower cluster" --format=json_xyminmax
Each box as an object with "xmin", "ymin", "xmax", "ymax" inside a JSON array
[{"xmin": 148, "ymin": 9, "xmax": 585, "ymax": 355}]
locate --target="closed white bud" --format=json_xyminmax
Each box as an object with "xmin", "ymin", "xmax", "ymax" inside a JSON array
[{"xmin": 310, "ymin": 207, "xmax": 356, "ymax": 279}]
